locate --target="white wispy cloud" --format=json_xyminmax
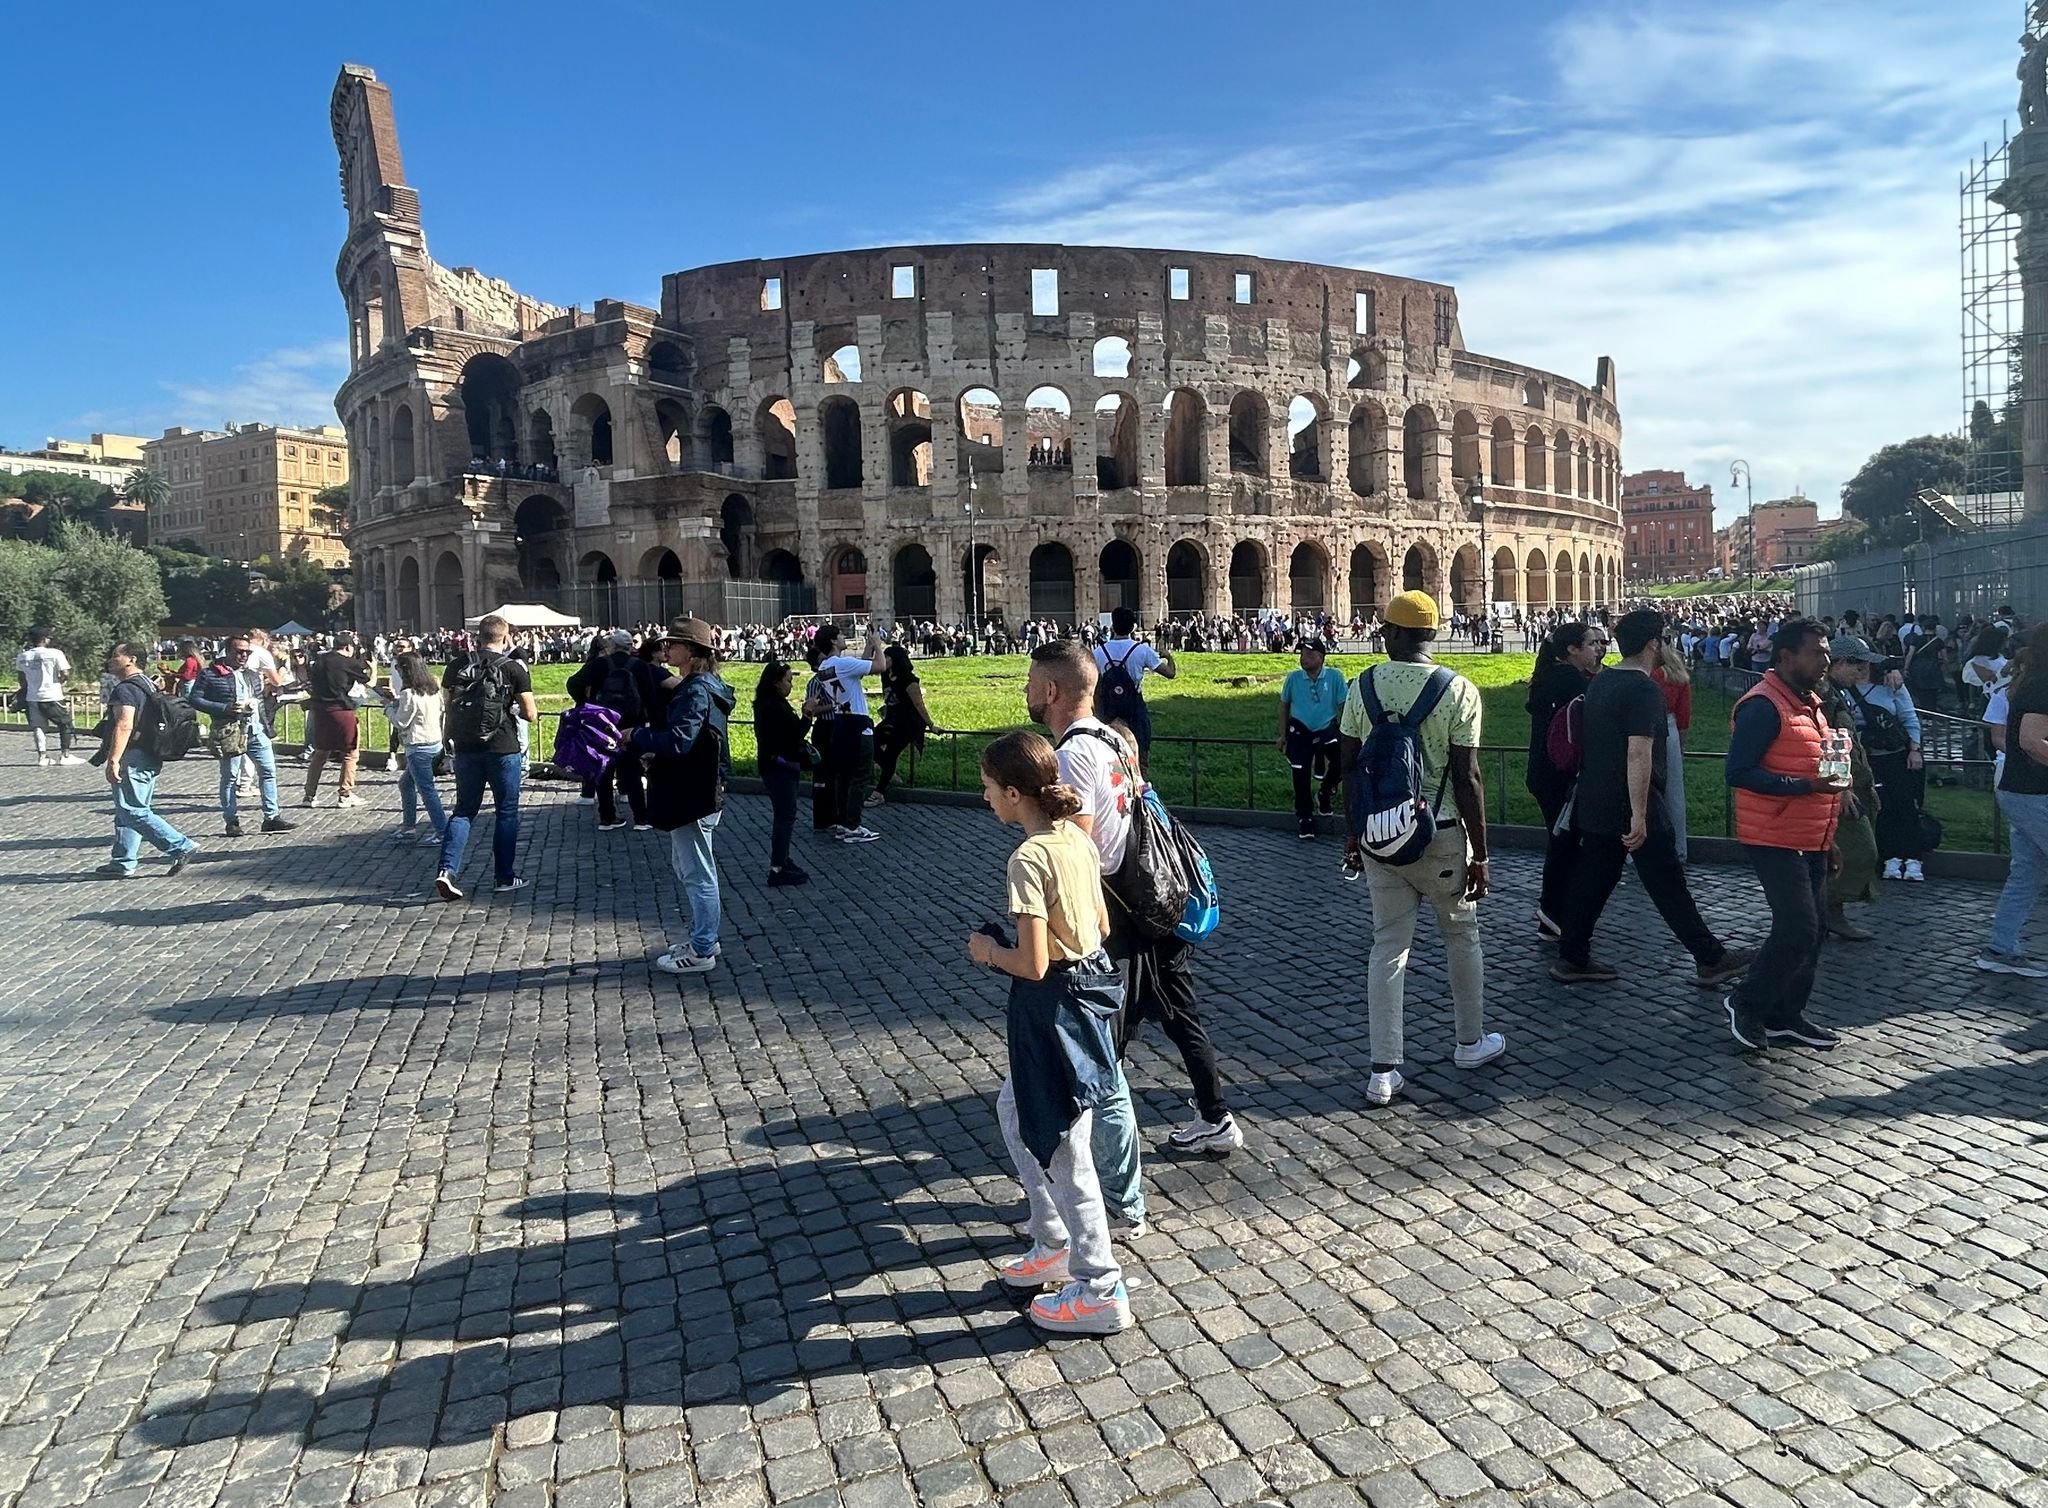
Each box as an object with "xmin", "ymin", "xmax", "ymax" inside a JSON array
[
  {"xmin": 930, "ymin": 0, "xmax": 2014, "ymax": 524},
  {"xmin": 159, "ymin": 341, "xmax": 350, "ymax": 433}
]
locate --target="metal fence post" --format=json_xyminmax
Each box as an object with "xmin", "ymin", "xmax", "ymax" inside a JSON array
[
  {"xmin": 1190, "ymin": 741, "xmax": 1201, "ymax": 808},
  {"xmin": 1245, "ymin": 743, "xmax": 1256, "ymax": 810}
]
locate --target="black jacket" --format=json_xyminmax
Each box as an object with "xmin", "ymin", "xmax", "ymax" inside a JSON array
[
  {"xmin": 755, "ymin": 694, "xmax": 811, "ymax": 772},
  {"xmin": 1526, "ymin": 660, "xmax": 1591, "ymax": 800}
]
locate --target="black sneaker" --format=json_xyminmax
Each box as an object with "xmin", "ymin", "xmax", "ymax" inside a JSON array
[
  {"xmin": 1695, "ymin": 947, "xmax": 1757, "ymax": 989},
  {"xmin": 1297, "ymin": 819, "xmax": 1316, "ymax": 841},
  {"xmin": 1765, "ymin": 1015, "xmax": 1842, "ymax": 1049},
  {"xmin": 1724, "ymin": 995, "xmax": 1768, "ymax": 1052},
  {"xmin": 223, "ymin": 821, "xmax": 244, "ymax": 838},
  {"xmin": 435, "ymin": 871, "xmax": 463, "ymax": 902},
  {"xmin": 92, "ymin": 862, "xmax": 133, "ymax": 880},
  {"xmin": 767, "ymin": 867, "xmax": 811, "ymax": 887},
  {"xmin": 1317, "ymin": 791, "xmax": 1334, "ymax": 816},
  {"xmin": 1549, "ymin": 958, "xmax": 1619, "ymax": 984},
  {"xmin": 261, "ymin": 816, "xmax": 297, "ymax": 834},
  {"xmin": 166, "ymin": 847, "xmax": 195, "ymax": 878}
]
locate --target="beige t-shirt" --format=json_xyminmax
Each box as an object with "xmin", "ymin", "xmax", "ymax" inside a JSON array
[{"xmin": 1005, "ymin": 820, "xmax": 1107, "ymax": 962}]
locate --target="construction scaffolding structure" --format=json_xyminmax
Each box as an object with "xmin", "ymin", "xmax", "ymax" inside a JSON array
[{"xmin": 1963, "ymin": 128, "xmax": 2024, "ymax": 529}]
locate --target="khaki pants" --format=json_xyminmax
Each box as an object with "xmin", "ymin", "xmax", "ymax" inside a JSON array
[
  {"xmin": 303, "ymin": 747, "xmax": 358, "ymax": 801},
  {"xmin": 1362, "ymin": 824, "xmax": 1486, "ymax": 1066}
]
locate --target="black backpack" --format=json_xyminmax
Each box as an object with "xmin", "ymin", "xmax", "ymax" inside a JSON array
[
  {"xmin": 1058, "ymin": 725, "xmax": 1190, "ymax": 942},
  {"xmin": 1093, "ymin": 644, "xmax": 1145, "ymax": 726},
  {"xmin": 137, "ymin": 680, "xmax": 201, "ymax": 762},
  {"xmin": 445, "ymin": 652, "xmax": 512, "ymax": 748},
  {"xmin": 596, "ymin": 656, "xmax": 645, "ymax": 727}
]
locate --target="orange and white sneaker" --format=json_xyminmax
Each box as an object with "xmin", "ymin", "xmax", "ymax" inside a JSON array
[
  {"xmin": 998, "ymin": 1243, "xmax": 1072, "ymax": 1290},
  {"xmin": 1029, "ymin": 1280, "xmax": 1131, "ymax": 1335}
]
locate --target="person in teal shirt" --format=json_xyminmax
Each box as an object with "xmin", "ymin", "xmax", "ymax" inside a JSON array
[{"xmin": 1278, "ymin": 637, "xmax": 1348, "ymax": 837}]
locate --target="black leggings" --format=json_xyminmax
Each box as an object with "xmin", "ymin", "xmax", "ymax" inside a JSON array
[
  {"xmin": 1531, "ymin": 780, "xmax": 1578, "ymax": 923},
  {"xmin": 1109, "ymin": 929, "xmax": 1228, "ymax": 1121}
]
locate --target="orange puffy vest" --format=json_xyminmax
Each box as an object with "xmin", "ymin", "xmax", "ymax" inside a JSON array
[{"xmin": 1731, "ymin": 671, "xmax": 1840, "ymax": 852}]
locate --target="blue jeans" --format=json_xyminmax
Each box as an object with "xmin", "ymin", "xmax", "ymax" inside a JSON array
[
  {"xmin": 668, "ymin": 812, "xmax": 722, "ymax": 957},
  {"xmin": 439, "ymin": 751, "xmax": 522, "ymax": 885},
  {"xmin": 221, "ymin": 721, "xmax": 279, "ymax": 824},
  {"xmin": 111, "ymin": 751, "xmax": 192, "ymax": 871},
  {"xmin": 398, "ymin": 744, "xmax": 448, "ymax": 835},
  {"xmin": 1087, "ymin": 1066, "xmax": 1146, "ymax": 1226},
  {"xmin": 1991, "ymin": 789, "xmax": 2048, "ymax": 955}
]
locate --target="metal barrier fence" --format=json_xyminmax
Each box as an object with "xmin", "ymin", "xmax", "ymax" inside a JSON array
[{"xmin": 1796, "ymin": 517, "xmax": 2048, "ymax": 621}]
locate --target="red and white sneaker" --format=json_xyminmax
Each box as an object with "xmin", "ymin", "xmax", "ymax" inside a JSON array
[
  {"xmin": 998, "ymin": 1243, "xmax": 1072, "ymax": 1290},
  {"xmin": 1029, "ymin": 1280, "xmax": 1131, "ymax": 1335}
]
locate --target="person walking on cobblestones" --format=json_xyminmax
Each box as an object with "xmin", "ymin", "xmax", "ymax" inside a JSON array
[
  {"xmin": 968, "ymin": 730, "xmax": 1132, "ymax": 1335},
  {"xmin": 1526, "ymin": 622, "xmax": 1603, "ymax": 937},
  {"xmin": 1982, "ymin": 622, "xmax": 2048, "ymax": 976},
  {"xmin": 16, "ymin": 628, "xmax": 83, "ymax": 766},
  {"xmin": 435, "ymin": 615, "xmax": 538, "ymax": 902},
  {"xmin": 381, "ymin": 652, "xmax": 447, "ymax": 843},
  {"xmin": 1723, "ymin": 618, "xmax": 1849, "ymax": 1049},
  {"xmin": 1340, "ymin": 591, "xmax": 1505, "ymax": 1107},
  {"xmin": 636, "ymin": 617, "xmax": 735, "ymax": 973},
  {"xmin": 186, "ymin": 636, "xmax": 294, "ymax": 839},
  {"xmin": 302, "ymin": 633, "xmax": 371, "ymax": 809},
  {"xmin": 93, "ymin": 643, "xmax": 196, "ymax": 880},
  {"xmin": 1031, "ymin": 639, "xmax": 1244, "ymax": 1167}
]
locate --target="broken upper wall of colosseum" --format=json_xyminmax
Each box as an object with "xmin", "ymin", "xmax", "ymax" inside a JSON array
[{"xmin": 425, "ymin": 261, "xmax": 567, "ymax": 343}]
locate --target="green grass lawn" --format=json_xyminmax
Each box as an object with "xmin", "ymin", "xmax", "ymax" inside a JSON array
[{"xmin": 277, "ymin": 650, "xmax": 2003, "ymax": 850}]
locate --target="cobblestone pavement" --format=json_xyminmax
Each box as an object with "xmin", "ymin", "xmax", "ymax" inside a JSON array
[{"xmin": 1, "ymin": 751, "xmax": 2045, "ymax": 1508}]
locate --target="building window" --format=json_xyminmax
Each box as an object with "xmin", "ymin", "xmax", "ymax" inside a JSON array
[
  {"xmin": 1031, "ymin": 268, "xmax": 1059, "ymax": 316},
  {"xmin": 891, "ymin": 264, "xmax": 916, "ymax": 299},
  {"xmin": 285, "ymin": 446, "xmax": 296, "ymax": 457},
  {"xmin": 760, "ymin": 277, "xmax": 782, "ymax": 311},
  {"xmin": 1168, "ymin": 267, "xmax": 1190, "ymax": 300},
  {"xmin": 1355, "ymin": 291, "xmax": 1374, "ymax": 335},
  {"xmin": 1233, "ymin": 272, "xmax": 1253, "ymax": 304}
]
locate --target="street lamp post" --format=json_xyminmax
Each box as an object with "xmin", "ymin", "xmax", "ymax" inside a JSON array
[
  {"xmin": 965, "ymin": 467, "xmax": 979, "ymax": 639},
  {"xmin": 1467, "ymin": 468, "xmax": 1498, "ymax": 651},
  {"xmin": 1729, "ymin": 459, "xmax": 1755, "ymax": 591}
]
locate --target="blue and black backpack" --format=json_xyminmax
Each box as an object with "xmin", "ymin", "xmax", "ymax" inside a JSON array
[{"xmin": 1347, "ymin": 664, "xmax": 1454, "ymax": 866}]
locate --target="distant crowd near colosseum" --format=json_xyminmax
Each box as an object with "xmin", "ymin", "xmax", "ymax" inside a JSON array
[{"xmin": 331, "ymin": 64, "xmax": 1625, "ymax": 634}]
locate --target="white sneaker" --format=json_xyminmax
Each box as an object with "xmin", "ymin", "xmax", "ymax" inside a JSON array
[
  {"xmin": 36, "ymin": 755, "xmax": 54, "ymax": 767},
  {"xmin": 434, "ymin": 871, "xmax": 463, "ymax": 902},
  {"xmin": 1365, "ymin": 1069, "xmax": 1405, "ymax": 1106},
  {"xmin": 998, "ymin": 1242, "xmax": 1072, "ymax": 1290},
  {"xmin": 827, "ymin": 824, "xmax": 853, "ymax": 839},
  {"xmin": 1029, "ymin": 1280, "xmax": 1131, "ymax": 1335},
  {"xmin": 337, "ymin": 794, "xmax": 364, "ymax": 809},
  {"xmin": 1109, "ymin": 1215, "xmax": 1149, "ymax": 1241},
  {"xmin": 1168, "ymin": 1110, "xmax": 1244, "ymax": 1154},
  {"xmin": 1883, "ymin": 858, "xmax": 1903, "ymax": 880},
  {"xmin": 632, "ymin": 823, "xmax": 652, "ymax": 832},
  {"xmin": 654, "ymin": 949, "xmax": 716, "ymax": 974},
  {"xmin": 493, "ymin": 877, "xmax": 528, "ymax": 894},
  {"xmin": 57, "ymin": 754, "xmax": 86, "ymax": 766},
  {"xmin": 1454, "ymin": 1032, "xmax": 1507, "ymax": 1069},
  {"xmin": 1903, "ymin": 860, "xmax": 1925, "ymax": 882},
  {"xmin": 864, "ymin": 791, "xmax": 885, "ymax": 807},
  {"xmin": 841, "ymin": 826, "xmax": 882, "ymax": 843}
]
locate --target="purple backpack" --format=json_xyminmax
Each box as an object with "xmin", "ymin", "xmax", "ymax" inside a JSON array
[{"xmin": 552, "ymin": 703, "xmax": 624, "ymax": 780}]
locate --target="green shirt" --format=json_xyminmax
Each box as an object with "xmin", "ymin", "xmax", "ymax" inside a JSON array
[{"xmin": 1339, "ymin": 661, "xmax": 1483, "ymax": 819}]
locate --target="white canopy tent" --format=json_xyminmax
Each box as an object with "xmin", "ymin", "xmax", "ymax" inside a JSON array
[{"xmin": 463, "ymin": 603, "xmax": 584, "ymax": 629}]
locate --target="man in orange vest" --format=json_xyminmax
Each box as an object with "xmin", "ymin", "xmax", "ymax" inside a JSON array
[{"xmin": 1723, "ymin": 617, "xmax": 1850, "ymax": 1051}]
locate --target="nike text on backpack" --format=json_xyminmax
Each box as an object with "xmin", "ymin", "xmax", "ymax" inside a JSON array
[
  {"xmin": 551, "ymin": 704, "xmax": 625, "ymax": 782},
  {"xmin": 1058, "ymin": 726, "xmax": 1190, "ymax": 941},
  {"xmin": 1347, "ymin": 665, "xmax": 1454, "ymax": 866},
  {"xmin": 445, "ymin": 653, "xmax": 512, "ymax": 747},
  {"xmin": 1544, "ymin": 693, "xmax": 1585, "ymax": 778},
  {"xmin": 1093, "ymin": 645, "xmax": 1143, "ymax": 725},
  {"xmin": 137, "ymin": 683, "xmax": 202, "ymax": 762}
]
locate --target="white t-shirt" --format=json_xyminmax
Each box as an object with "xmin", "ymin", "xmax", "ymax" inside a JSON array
[
  {"xmin": 1054, "ymin": 717, "xmax": 1136, "ymax": 875},
  {"xmin": 1987, "ymin": 684, "xmax": 2010, "ymax": 784},
  {"xmin": 15, "ymin": 646, "xmax": 69, "ymax": 703},
  {"xmin": 1093, "ymin": 639, "xmax": 1162, "ymax": 690},
  {"xmin": 818, "ymin": 655, "xmax": 877, "ymax": 718}
]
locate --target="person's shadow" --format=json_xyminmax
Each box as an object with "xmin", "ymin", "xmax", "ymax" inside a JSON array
[{"xmin": 135, "ymin": 1103, "xmax": 1039, "ymax": 1454}]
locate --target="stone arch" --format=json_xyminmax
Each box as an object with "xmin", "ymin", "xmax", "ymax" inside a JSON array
[
  {"xmin": 1492, "ymin": 546, "xmax": 1517, "ymax": 608},
  {"xmin": 432, "ymin": 550, "xmax": 464, "ymax": 628},
  {"xmin": 639, "ymin": 546, "xmax": 683, "ymax": 581},
  {"xmin": 1163, "ymin": 389, "xmax": 1205, "ymax": 487},
  {"xmin": 1166, "ymin": 539, "xmax": 1207, "ymax": 615},
  {"xmin": 887, "ymin": 389, "xmax": 933, "ymax": 487},
  {"xmin": 1554, "ymin": 432, "xmax": 1573, "ymax": 498},
  {"xmin": 1228, "ymin": 540, "xmax": 1268, "ymax": 615},
  {"xmin": 578, "ymin": 551, "xmax": 619, "ymax": 624},
  {"xmin": 390, "ymin": 403, "xmax": 415, "ymax": 484},
  {"xmin": 759, "ymin": 549, "xmax": 803, "ymax": 585},
  {"xmin": 514, "ymin": 494, "xmax": 567, "ymax": 594},
  {"xmin": 720, "ymin": 495, "xmax": 754, "ymax": 579},
  {"xmin": 1025, "ymin": 386, "xmax": 1072, "ymax": 471},
  {"xmin": 819, "ymin": 396, "xmax": 863, "ymax": 490},
  {"xmin": 1029, "ymin": 542, "xmax": 1076, "ymax": 622},
  {"xmin": 1522, "ymin": 378, "xmax": 1546, "ymax": 409},
  {"xmin": 1346, "ymin": 349, "xmax": 1387, "ymax": 390},
  {"xmin": 1450, "ymin": 544, "xmax": 1483, "ymax": 613},
  {"xmin": 654, "ymin": 398, "xmax": 689, "ymax": 470},
  {"xmin": 398, "ymin": 555, "xmax": 421, "ymax": 631},
  {"xmin": 569, "ymin": 392, "xmax": 613, "ymax": 468},
  {"xmin": 1579, "ymin": 551, "xmax": 1593, "ymax": 606},
  {"xmin": 1099, "ymin": 538, "xmax": 1141, "ymax": 616},
  {"xmin": 1349, "ymin": 542, "xmax": 1387, "ymax": 616},
  {"xmin": 1576, "ymin": 442, "xmax": 1592, "ymax": 500},
  {"xmin": 821, "ymin": 342, "xmax": 862, "ymax": 383},
  {"xmin": 1555, "ymin": 548, "xmax": 1576, "ymax": 607},
  {"xmin": 646, "ymin": 340, "xmax": 689, "ymax": 386},
  {"xmin": 758, "ymin": 397, "xmax": 796, "ymax": 480},
  {"xmin": 1348, "ymin": 399, "xmax": 1387, "ymax": 497},
  {"xmin": 892, "ymin": 543, "xmax": 937, "ymax": 620},
  {"xmin": 1228, "ymin": 390, "xmax": 1269, "ymax": 475},
  {"xmin": 1288, "ymin": 395, "xmax": 1327, "ymax": 481},
  {"xmin": 1526, "ymin": 548, "xmax": 1550, "ymax": 609},
  {"xmin": 1289, "ymin": 540, "xmax": 1331, "ymax": 612},
  {"xmin": 1402, "ymin": 405, "xmax": 1438, "ymax": 498},
  {"xmin": 963, "ymin": 544, "xmax": 1001, "ymax": 622},
  {"xmin": 459, "ymin": 353, "xmax": 520, "ymax": 462},
  {"xmin": 1451, "ymin": 411, "xmax": 1481, "ymax": 485},
  {"xmin": 1094, "ymin": 394, "xmax": 1139, "ymax": 491},
  {"xmin": 697, "ymin": 405, "xmax": 734, "ymax": 467},
  {"xmin": 1092, "ymin": 335, "xmax": 1132, "ymax": 379},
  {"xmin": 1490, "ymin": 417, "xmax": 1517, "ymax": 487},
  {"xmin": 829, "ymin": 543, "xmax": 867, "ymax": 613},
  {"xmin": 958, "ymin": 387, "xmax": 1004, "ymax": 476},
  {"xmin": 1402, "ymin": 542, "xmax": 1437, "ymax": 596},
  {"xmin": 1524, "ymin": 426, "xmax": 1549, "ymax": 491},
  {"xmin": 529, "ymin": 409, "xmax": 556, "ymax": 473}
]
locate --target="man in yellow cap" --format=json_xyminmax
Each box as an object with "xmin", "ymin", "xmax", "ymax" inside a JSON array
[{"xmin": 1338, "ymin": 590, "xmax": 1505, "ymax": 1107}]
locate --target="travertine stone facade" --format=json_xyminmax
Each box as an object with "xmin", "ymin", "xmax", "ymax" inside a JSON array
[{"xmin": 332, "ymin": 64, "xmax": 1624, "ymax": 633}]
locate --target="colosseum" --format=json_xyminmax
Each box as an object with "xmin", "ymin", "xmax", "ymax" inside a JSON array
[{"xmin": 331, "ymin": 65, "xmax": 1624, "ymax": 636}]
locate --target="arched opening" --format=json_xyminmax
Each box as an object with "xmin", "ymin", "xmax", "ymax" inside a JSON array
[
  {"xmin": 819, "ymin": 396, "xmax": 863, "ymax": 490},
  {"xmin": 1029, "ymin": 542, "xmax": 1077, "ymax": 622},
  {"xmin": 1402, "ymin": 543, "xmax": 1436, "ymax": 596},
  {"xmin": 1489, "ymin": 417, "xmax": 1517, "ymax": 487},
  {"xmin": 579, "ymin": 551, "xmax": 619, "ymax": 625},
  {"xmin": 1492, "ymin": 546, "xmax": 1517, "ymax": 608},
  {"xmin": 830, "ymin": 545, "xmax": 867, "ymax": 613},
  {"xmin": 460, "ymin": 353, "xmax": 521, "ymax": 463},
  {"xmin": 963, "ymin": 544, "xmax": 1002, "ymax": 622},
  {"xmin": 1401, "ymin": 405, "xmax": 1438, "ymax": 498},
  {"xmin": 1099, "ymin": 538, "xmax": 1141, "ymax": 616},
  {"xmin": 1288, "ymin": 396, "xmax": 1325, "ymax": 480},
  {"xmin": 1228, "ymin": 390, "xmax": 1268, "ymax": 475},
  {"xmin": 1092, "ymin": 335, "xmax": 1132, "ymax": 379},
  {"xmin": 1346, "ymin": 349, "xmax": 1386, "ymax": 390},
  {"xmin": 1525, "ymin": 549, "xmax": 1550, "ymax": 609},
  {"xmin": 1555, "ymin": 549, "xmax": 1576, "ymax": 607},
  {"xmin": 892, "ymin": 544, "xmax": 936, "ymax": 620},
  {"xmin": 1524, "ymin": 427, "xmax": 1549, "ymax": 491},
  {"xmin": 958, "ymin": 387, "xmax": 1004, "ymax": 476},
  {"xmin": 1094, "ymin": 395, "xmax": 1139, "ymax": 491},
  {"xmin": 514, "ymin": 495, "xmax": 568, "ymax": 594},
  {"xmin": 1451, "ymin": 411, "xmax": 1481, "ymax": 485},
  {"xmin": 639, "ymin": 547, "xmax": 684, "ymax": 622},
  {"xmin": 758, "ymin": 398, "xmax": 796, "ymax": 480},
  {"xmin": 1289, "ymin": 541, "xmax": 1329, "ymax": 611},
  {"xmin": 432, "ymin": 551, "xmax": 464, "ymax": 628},
  {"xmin": 698, "ymin": 405, "xmax": 734, "ymax": 468},
  {"xmin": 1166, "ymin": 540, "xmax": 1206, "ymax": 615},
  {"xmin": 1348, "ymin": 400, "xmax": 1386, "ymax": 497},
  {"xmin": 655, "ymin": 398, "xmax": 688, "ymax": 470},
  {"xmin": 390, "ymin": 403, "xmax": 415, "ymax": 484},
  {"xmin": 1554, "ymin": 433, "xmax": 1573, "ymax": 499},
  {"xmin": 570, "ymin": 393, "xmax": 613, "ymax": 468},
  {"xmin": 529, "ymin": 410, "xmax": 556, "ymax": 474},
  {"xmin": 887, "ymin": 389, "xmax": 933, "ymax": 488},
  {"xmin": 759, "ymin": 549, "xmax": 803, "ymax": 585},
  {"xmin": 397, "ymin": 556, "xmax": 421, "ymax": 631},
  {"xmin": 1163, "ymin": 389, "xmax": 1205, "ymax": 487},
  {"xmin": 1228, "ymin": 540, "xmax": 1266, "ymax": 615},
  {"xmin": 1522, "ymin": 378, "xmax": 1545, "ymax": 408},
  {"xmin": 1579, "ymin": 552, "xmax": 1593, "ymax": 606},
  {"xmin": 1450, "ymin": 544, "xmax": 1483, "ymax": 613},
  {"xmin": 720, "ymin": 495, "xmax": 753, "ymax": 579},
  {"xmin": 365, "ymin": 411, "xmax": 381, "ymax": 491},
  {"xmin": 1025, "ymin": 386, "xmax": 1072, "ymax": 471},
  {"xmin": 822, "ymin": 343, "xmax": 862, "ymax": 383},
  {"xmin": 1576, "ymin": 443, "xmax": 1592, "ymax": 500},
  {"xmin": 1349, "ymin": 544, "xmax": 1383, "ymax": 617},
  {"xmin": 646, "ymin": 340, "xmax": 688, "ymax": 386}
]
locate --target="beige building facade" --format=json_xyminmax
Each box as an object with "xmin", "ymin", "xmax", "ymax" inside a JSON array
[
  {"xmin": 143, "ymin": 423, "xmax": 350, "ymax": 564},
  {"xmin": 331, "ymin": 65, "xmax": 1624, "ymax": 634}
]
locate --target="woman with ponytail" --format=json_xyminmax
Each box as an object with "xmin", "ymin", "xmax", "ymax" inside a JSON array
[{"xmin": 965, "ymin": 730, "xmax": 1132, "ymax": 1335}]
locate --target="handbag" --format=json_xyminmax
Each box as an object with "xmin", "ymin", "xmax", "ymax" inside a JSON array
[{"xmin": 212, "ymin": 717, "xmax": 251, "ymax": 760}]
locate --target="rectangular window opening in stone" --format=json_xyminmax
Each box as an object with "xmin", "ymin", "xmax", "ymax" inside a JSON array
[
  {"xmin": 760, "ymin": 277, "xmax": 782, "ymax": 311},
  {"xmin": 1355, "ymin": 291, "xmax": 1375, "ymax": 335},
  {"xmin": 1234, "ymin": 272, "xmax": 1253, "ymax": 304},
  {"xmin": 1169, "ymin": 267, "xmax": 1190, "ymax": 300},
  {"xmin": 891, "ymin": 265, "xmax": 917, "ymax": 299},
  {"xmin": 1031, "ymin": 268, "xmax": 1059, "ymax": 316}
]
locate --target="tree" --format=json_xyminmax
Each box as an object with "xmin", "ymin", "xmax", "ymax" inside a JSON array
[
  {"xmin": 1809, "ymin": 522, "xmax": 1868, "ymax": 564},
  {"xmin": 1839, "ymin": 434, "xmax": 1969, "ymax": 546},
  {"xmin": 310, "ymin": 484, "xmax": 351, "ymax": 537},
  {"xmin": 260, "ymin": 555, "xmax": 339, "ymax": 629},
  {"xmin": 121, "ymin": 468, "xmax": 171, "ymax": 512},
  {"xmin": 3, "ymin": 469, "xmax": 116, "ymax": 516},
  {"xmin": 0, "ymin": 523, "xmax": 166, "ymax": 673}
]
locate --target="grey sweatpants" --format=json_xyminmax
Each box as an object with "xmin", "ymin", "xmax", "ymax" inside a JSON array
[{"xmin": 997, "ymin": 1076, "xmax": 1122, "ymax": 1298}]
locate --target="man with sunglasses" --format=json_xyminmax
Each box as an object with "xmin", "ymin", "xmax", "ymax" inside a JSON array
[{"xmin": 187, "ymin": 636, "xmax": 295, "ymax": 838}]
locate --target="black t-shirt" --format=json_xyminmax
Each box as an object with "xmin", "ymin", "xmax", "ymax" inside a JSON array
[
  {"xmin": 2001, "ymin": 676, "xmax": 2048, "ymax": 795},
  {"xmin": 305, "ymin": 651, "xmax": 369, "ymax": 708},
  {"xmin": 450, "ymin": 650, "xmax": 533, "ymax": 755},
  {"xmin": 1574, "ymin": 667, "xmax": 1669, "ymax": 837},
  {"xmin": 107, "ymin": 673, "xmax": 153, "ymax": 755}
]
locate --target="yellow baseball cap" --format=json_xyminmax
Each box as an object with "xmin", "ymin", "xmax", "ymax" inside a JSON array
[{"xmin": 1383, "ymin": 590, "xmax": 1440, "ymax": 630}]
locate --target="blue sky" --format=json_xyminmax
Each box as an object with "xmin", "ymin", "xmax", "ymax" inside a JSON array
[{"xmin": 0, "ymin": 0, "xmax": 2019, "ymax": 523}]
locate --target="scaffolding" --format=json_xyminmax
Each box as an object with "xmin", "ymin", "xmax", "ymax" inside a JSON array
[{"xmin": 1962, "ymin": 129, "xmax": 2024, "ymax": 529}]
